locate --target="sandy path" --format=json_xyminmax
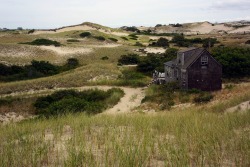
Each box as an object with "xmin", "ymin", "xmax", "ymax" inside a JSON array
[{"xmin": 104, "ymin": 87, "xmax": 145, "ymax": 114}]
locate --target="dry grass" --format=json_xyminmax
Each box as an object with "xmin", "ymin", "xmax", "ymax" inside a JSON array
[{"xmin": 0, "ymin": 109, "xmax": 249, "ymax": 166}]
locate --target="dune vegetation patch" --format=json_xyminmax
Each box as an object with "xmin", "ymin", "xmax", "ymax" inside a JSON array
[
  {"xmin": 21, "ymin": 38, "xmax": 61, "ymax": 47},
  {"xmin": 0, "ymin": 58, "xmax": 79, "ymax": 82},
  {"xmin": 34, "ymin": 88, "xmax": 124, "ymax": 117}
]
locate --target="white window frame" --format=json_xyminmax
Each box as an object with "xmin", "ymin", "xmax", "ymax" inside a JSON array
[{"xmin": 201, "ymin": 56, "xmax": 208, "ymax": 65}]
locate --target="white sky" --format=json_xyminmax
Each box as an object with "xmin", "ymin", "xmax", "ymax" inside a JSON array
[{"xmin": 0, "ymin": 0, "xmax": 250, "ymax": 29}]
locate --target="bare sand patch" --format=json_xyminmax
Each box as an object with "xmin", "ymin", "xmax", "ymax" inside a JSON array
[
  {"xmin": 0, "ymin": 112, "xmax": 35, "ymax": 125},
  {"xmin": 144, "ymin": 47, "xmax": 166, "ymax": 54},
  {"xmin": 225, "ymin": 101, "xmax": 250, "ymax": 113},
  {"xmin": 149, "ymin": 36, "xmax": 172, "ymax": 41},
  {"xmin": 39, "ymin": 46, "xmax": 93, "ymax": 55},
  {"xmin": 228, "ymin": 26, "xmax": 250, "ymax": 33},
  {"xmin": 189, "ymin": 22, "xmax": 233, "ymax": 34},
  {"xmin": 89, "ymin": 44, "xmax": 121, "ymax": 48},
  {"xmin": 0, "ymin": 44, "xmax": 55, "ymax": 58}
]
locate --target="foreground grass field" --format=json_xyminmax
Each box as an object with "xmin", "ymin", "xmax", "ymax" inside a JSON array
[{"xmin": 0, "ymin": 110, "xmax": 249, "ymax": 166}]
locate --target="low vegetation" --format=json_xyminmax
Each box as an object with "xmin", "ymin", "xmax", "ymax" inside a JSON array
[
  {"xmin": 67, "ymin": 39, "xmax": 80, "ymax": 42},
  {"xmin": 137, "ymin": 48, "xmax": 178, "ymax": 74},
  {"xmin": 143, "ymin": 83, "xmax": 214, "ymax": 109},
  {"xmin": 21, "ymin": 38, "xmax": 61, "ymax": 47},
  {"xmin": 171, "ymin": 34, "xmax": 218, "ymax": 47},
  {"xmin": 34, "ymin": 88, "xmax": 124, "ymax": 117},
  {"xmin": 108, "ymin": 37, "xmax": 118, "ymax": 42},
  {"xmin": 149, "ymin": 37, "xmax": 169, "ymax": 47},
  {"xmin": 117, "ymin": 54, "xmax": 139, "ymax": 65},
  {"xmin": 94, "ymin": 36, "xmax": 105, "ymax": 41},
  {"xmin": 212, "ymin": 47, "xmax": 250, "ymax": 78},
  {"xmin": 0, "ymin": 58, "xmax": 79, "ymax": 82},
  {"xmin": 79, "ymin": 32, "xmax": 91, "ymax": 38}
]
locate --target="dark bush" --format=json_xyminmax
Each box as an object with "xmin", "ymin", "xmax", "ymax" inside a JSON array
[
  {"xmin": 128, "ymin": 34, "xmax": 138, "ymax": 39},
  {"xmin": 22, "ymin": 38, "xmax": 61, "ymax": 47},
  {"xmin": 122, "ymin": 26, "xmax": 139, "ymax": 32},
  {"xmin": 34, "ymin": 88, "xmax": 124, "ymax": 117},
  {"xmin": 80, "ymin": 32, "xmax": 91, "ymax": 38},
  {"xmin": 202, "ymin": 38, "xmax": 218, "ymax": 48},
  {"xmin": 65, "ymin": 58, "xmax": 79, "ymax": 69},
  {"xmin": 193, "ymin": 92, "xmax": 214, "ymax": 103},
  {"xmin": 171, "ymin": 34, "xmax": 190, "ymax": 47},
  {"xmin": 118, "ymin": 54, "xmax": 139, "ymax": 65},
  {"xmin": 150, "ymin": 37, "xmax": 169, "ymax": 47},
  {"xmin": 67, "ymin": 39, "xmax": 80, "ymax": 42},
  {"xmin": 31, "ymin": 60, "xmax": 58, "ymax": 75},
  {"xmin": 0, "ymin": 58, "xmax": 80, "ymax": 82},
  {"xmin": 137, "ymin": 48, "xmax": 179, "ymax": 74},
  {"xmin": 245, "ymin": 40, "xmax": 250, "ymax": 44},
  {"xmin": 155, "ymin": 24, "xmax": 162, "ymax": 27},
  {"xmin": 28, "ymin": 29, "xmax": 35, "ymax": 34},
  {"xmin": 134, "ymin": 42, "xmax": 144, "ymax": 46},
  {"xmin": 170, "ymin": 23, "xmax": 182, "ymax": 27},
  {"xmin": 101, "ymin": 56, "xmax": 109, "ymax": 60},
  {"xmin": 108, "ymin": 38, "xmax": 118, "ymax": 42},
  {"xmin": 121, "ymin": 37, "xmax": 128, "ymax": 40},
  {"xmin": 211, "ymin": 47, "xmax": 250, "ymax": 78}
]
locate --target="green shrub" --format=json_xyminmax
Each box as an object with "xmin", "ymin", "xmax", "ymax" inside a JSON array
[
  {"xmin": 128, "ymin": 34, "xmax": 138, "ymax": 38},
  {"xmin": 21, "ymin": 38, "xmax": 61, "ymax": 47},
  {"xmin": 150, "ymin": 37, "xmax": 169, "ymax": 47},
  {"xmin": 28, "ymin": 29, "xmax": 35, "ymax": 34},
  {"xmin": 211, "ymin": 47, "xmax": 250, "ymax": 78},
  {"xmin": 0, "ymin": 58, "xmax": 79, "ymax": 82},
  {"xmin": 202, "ymin": 38, "xmax": 218, "ymax": 47},
  {"xmin": 79, "ymin": 32, "xmax": 91, "ymax": 38},
  {"xmin": 118, "ymin": 69, "xmax": 145, "ymax": 80},
  {"xmin": 108, "ymin": 38, "xmax": 118, "ymax": 42},
  {"xmin": 63, "ymin": 58, "xmax": 79, "ymax": 70},
  {"xmin": 121, "ymin": 37, "xmax": 128, "ymax": 40},
  {"xmin": 118, "ymin": 54, "xmax": 139, "ymax": 65},
  {"xmin": 134, "ymin": 42, "xmax": 144, "ymax": 46},
  {"xmin": 67, "ymin": 39, "xmax": 80, "ymax": 42},
  {"xmin": 193, "ymin": 92, "xmax": 214, "ymax": 103},
  {"xmin": 34, "ymin": 88, "xmax": 124, "ymax": 117},
  {"xmin": 101, "ymin": 56, "xmax": 109, "ymax": 60}
]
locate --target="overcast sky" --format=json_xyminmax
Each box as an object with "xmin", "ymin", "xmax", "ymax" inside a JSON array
[{"xmin": 0, "ymin": 0, "xmax": 250, "ymax": 29}]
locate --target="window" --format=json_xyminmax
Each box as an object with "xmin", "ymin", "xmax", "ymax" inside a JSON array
[{"xmin": 201, "ymin": 56, "xmax": 208, "ymax": 65}]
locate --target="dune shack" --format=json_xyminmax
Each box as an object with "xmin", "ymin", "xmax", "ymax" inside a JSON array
[{"xmin": 163, "ymin": 47, "xmax": 222, "ymax": 91}]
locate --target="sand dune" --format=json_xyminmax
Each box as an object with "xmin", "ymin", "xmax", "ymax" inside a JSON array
[
  {"xmin": 39, "ymin": 46, "xmax": 93, "ymax": 55},
  {"xmin": 151, "ymin": 21, "xmax": 250, "ymax": 35}
]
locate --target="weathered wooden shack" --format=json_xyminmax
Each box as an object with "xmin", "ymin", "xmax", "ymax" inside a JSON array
[{"xmin": 164, "ymin": 47, "xmax": 222, "ymax": 91}]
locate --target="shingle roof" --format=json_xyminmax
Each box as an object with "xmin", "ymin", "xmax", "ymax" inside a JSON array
[
  {"xmin": 164, "ymin": 59, "xmax": 177, "ymax": 67},
  {"xmin": 181, "ymin": 48, "xmax": 205, "ymax": 69},
  {"xmin": 164, "ymin": 48, "xmax": 206, "ymax": 69}
]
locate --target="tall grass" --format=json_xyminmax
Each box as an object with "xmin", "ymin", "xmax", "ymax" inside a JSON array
[{"xmin": 0, "ymin": 110, "xmax": 249, "ymax": 166}]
